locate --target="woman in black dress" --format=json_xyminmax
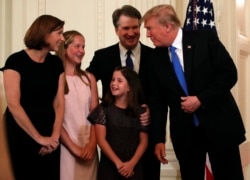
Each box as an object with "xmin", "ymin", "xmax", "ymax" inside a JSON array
[
  {"xmin": 88, "ymin": 67, "xmax": 148, "ymax": 180},
  {"xmin": 2, "ymin": 15, "xmax": 65, "ymax": 180}
]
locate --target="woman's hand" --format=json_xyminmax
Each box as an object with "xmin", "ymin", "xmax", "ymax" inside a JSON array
[{"xmin": 38, "ymin": 136, "xmax": 59, "ymax": 155}]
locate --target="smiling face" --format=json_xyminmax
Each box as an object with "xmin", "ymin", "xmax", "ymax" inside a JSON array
[
  {"xmin": 45, "ymin": 27, "xmax": 65, "ymax": 51},
  {"xmin": 115, "ymin": 15, "xmax": 140, "ymax": 50},
  {"xmin": 110, "ymin": 70, "xmax": 130, "ymax": 98},
  {"xmin": 65, "ymin": 35, "xmax": 85, "ymax": 65}
]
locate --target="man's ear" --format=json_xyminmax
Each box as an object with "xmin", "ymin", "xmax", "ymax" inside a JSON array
[{"xmin": 165, "ymin": 23, "xmax": 171, "ymax": 32}]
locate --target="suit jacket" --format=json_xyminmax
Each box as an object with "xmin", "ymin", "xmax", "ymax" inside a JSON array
[
  {"xmin": 86, "ymin": 42, "xmax": 153, "ymax": 102},
  {"xmin": 148, "ymin": 30, "xmax": 246, "ymax": 148}
]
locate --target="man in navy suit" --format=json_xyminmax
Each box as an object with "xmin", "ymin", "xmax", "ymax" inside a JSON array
[
  {"xmin": 142, "ymin": 4, "xmax": 246, "ymax": 180},
  {"xmin": 86, "ymin": 5, "xmax": 161, "ymax": 180}
]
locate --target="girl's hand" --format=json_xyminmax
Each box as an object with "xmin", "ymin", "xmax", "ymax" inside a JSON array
[{"xmin": 118, "ymin": 161, "xmax": 135, "ymax": 178}]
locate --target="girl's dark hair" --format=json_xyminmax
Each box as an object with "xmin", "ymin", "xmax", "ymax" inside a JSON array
[
  {"xmin": 24, "ymin": 14, "xmax": 64, "ymax": 50},
  {"xmin": 103, "ymin": 66, "xmax": 145, "ymax": 116}
]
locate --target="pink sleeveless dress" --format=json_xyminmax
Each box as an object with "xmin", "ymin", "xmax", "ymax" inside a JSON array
[{"xmin": 60, "ymin": 75, "xmax": 98, "ymax": 180}]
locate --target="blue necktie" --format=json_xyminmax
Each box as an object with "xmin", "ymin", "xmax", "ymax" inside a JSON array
[
  {"xmin": 126, "ymin": 50, "xmax": 134, "ymax": 68},
  {"xmin": 170, "ymin": 46, "xmax": 199, "ymax": 126}
]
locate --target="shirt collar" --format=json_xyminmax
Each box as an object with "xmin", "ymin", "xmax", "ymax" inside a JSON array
[
  {"xmin": 171, "ymin": 28, "xmax": 182, "ymax": 50},
  {"xmin": 119, "ymin": 42, "xmax": 140, "ymax": 57}
]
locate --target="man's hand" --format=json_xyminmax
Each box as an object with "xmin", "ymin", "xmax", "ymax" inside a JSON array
[
  {"xmin": 181, "ymin": 96, "xmax": 201, "ymax": 113},
  {"xmin": 155, "ymin": 143, "xmax": 168, "ymax": 164},
  {"xmin": 139, "ymin": 104, "xmax": 150, "ymax": 126}
]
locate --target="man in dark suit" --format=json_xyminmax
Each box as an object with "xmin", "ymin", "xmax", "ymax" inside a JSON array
[
  {"xmin": 86, "ymin": 5, "xmax": 161, "ymax": 180},
  {"xmin": 142, "ymin": 4, "xmax": 246, "ymax": 180}
]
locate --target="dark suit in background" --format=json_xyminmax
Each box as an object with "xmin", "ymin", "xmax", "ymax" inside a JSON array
[{"xmin": 142, "ymin": 4, "xmax": 246, "ymax": 180}]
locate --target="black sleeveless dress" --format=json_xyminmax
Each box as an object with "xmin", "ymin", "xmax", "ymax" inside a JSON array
[{"xmin": 3, "ymin": 50, "xmax": 64, "ymax": 180}]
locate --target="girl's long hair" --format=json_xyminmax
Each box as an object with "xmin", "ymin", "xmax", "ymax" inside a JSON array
[{"xmin": 56, "ymin": 30, "xmax": 90, "ymax": 94}]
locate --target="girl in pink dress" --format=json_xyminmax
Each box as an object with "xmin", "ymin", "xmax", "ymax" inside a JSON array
[{"xmin": 57, "ymin": 30, "xmax": 99, "ymax": 180}]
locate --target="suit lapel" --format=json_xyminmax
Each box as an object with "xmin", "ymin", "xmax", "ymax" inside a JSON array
[
  {"xmin": 112, "ymin": 44, "xmax": 122, "ymax": 67},
  {"xmin": 182, "ymin": 31, "xmax": 194, "ymax": 88},
  {"xmin": 156, "ymin": 47, "xmax": 176, "ymax": 80},
  {"xmin": 157, "ymin": 47, "xmax": 172, "ymax": 69},
  {"xmin": 154, "ymin": 47, "xmax": 188, "ymax": 95}
]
